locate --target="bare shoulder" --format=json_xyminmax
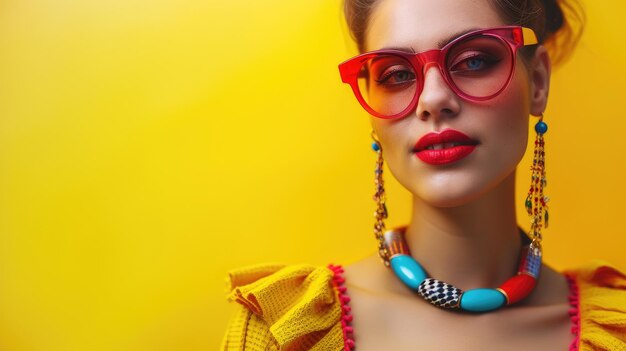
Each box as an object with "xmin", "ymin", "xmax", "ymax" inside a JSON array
[
  {"xmin": 342, "ymin": 253, "xmax": 411, "ymax": 296},
  {"xmin": 342, "ymin": 254, "xmax": 382, "ymax": 285},
  {"xmin": 524, "ymin": 263, "xmax": 571, "ymax": 307}
]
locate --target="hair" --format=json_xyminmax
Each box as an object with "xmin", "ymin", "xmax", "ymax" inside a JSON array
[{"xmin": 343, "ymin": 0, "xmax": 585, "ymax": 66}]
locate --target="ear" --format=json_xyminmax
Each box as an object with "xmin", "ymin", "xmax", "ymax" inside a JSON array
[{"xmin": 529, "ymin": 45, "xmax": 552, "ymax": 116}]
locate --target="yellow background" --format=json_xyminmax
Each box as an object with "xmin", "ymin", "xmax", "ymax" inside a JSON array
[{"xmin": 1, "ymin": 1, "xmax": 625, "ymax": 350}]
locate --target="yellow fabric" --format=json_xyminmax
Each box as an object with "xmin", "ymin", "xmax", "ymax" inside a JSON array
[
  {"xmin": 221, "ymin": 264, "xmax": 345, "ymax": 350},
  {"xmin": 565, "ymin": 261, "xmax": 626, "ymax": 351},
  {"xmin": 221, "ymin": 262, "xmax": 626, "ymax": 350}
]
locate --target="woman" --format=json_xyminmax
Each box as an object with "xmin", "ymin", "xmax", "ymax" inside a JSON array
[{"xmin": 222, "ymin": 0, "xmax": 626, "ymax": 350}]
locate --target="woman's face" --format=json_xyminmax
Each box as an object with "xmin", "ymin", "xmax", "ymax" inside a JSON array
[{"xmin": 365, "ymin": 0, "xmax": 539, "ymax": 208}]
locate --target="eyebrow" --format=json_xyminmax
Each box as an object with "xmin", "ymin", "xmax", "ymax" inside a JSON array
[
  {"xmin": 377, "ymin": 46, "xmax": 416, "ymax": 53},
  {"xmin": 437, "ymin": 27, "xmax": 481, "ymax": 47},
  {"xmin": 378, "ymin": 27, "xmax": 482, "ymax": 53}
]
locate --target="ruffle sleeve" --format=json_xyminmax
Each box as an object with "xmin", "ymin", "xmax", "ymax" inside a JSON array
[
  {"xmin": 221, "ymin": 263, "xmax": 353, "ymax": 351},
  {"xmin": 565, "ymin": 261, "xmax": 626, "ymax": 351}
]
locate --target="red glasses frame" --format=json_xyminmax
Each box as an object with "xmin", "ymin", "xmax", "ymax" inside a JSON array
[{"xmin": 338, "ymin": 26, "xmax": 538, "ymax": 119}]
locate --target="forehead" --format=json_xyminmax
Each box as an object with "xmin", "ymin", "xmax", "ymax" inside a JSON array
[{"xmin": 365, "ymin": 0, "xmax": 506, "ymax": 52}]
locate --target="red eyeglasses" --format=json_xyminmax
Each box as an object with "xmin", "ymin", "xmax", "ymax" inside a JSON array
[{"xmin": 338, "ymin": 26, "xmax": 538, "ymax": 119}]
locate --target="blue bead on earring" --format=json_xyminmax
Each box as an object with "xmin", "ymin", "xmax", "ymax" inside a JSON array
[
  {"xmin": 372, "ymin": 141, "xmax": 381, "ymax": 152},
  {"xmin": 535, "ymin": 120, "xmax": 548, "ymax": 135}
]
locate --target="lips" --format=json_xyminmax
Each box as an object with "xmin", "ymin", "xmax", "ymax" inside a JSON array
[{"xmin": 413, "ymin": 129, "xmax": 478, "ymax": 165}]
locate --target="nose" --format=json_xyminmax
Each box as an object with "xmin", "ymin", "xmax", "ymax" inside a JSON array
[{"xmin": 414, "ymin": 65, "xmax": 461, "ymax": 121}]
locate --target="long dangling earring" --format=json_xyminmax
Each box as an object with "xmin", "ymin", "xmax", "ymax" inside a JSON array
[
  {"xmin": 525, "ymin": 113, "xmax": 549, "ymax": 256},
  {"xmin": 371, "ymin": 130, "xmax": 391, "ymax": 267}
]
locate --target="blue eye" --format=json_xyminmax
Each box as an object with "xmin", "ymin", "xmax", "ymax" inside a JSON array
[
  {"xmin": 375, "ymin": 66, "xmax": 416, "ymax": 86},
  {"xmin": 466, "ymin": 58, "xmax": 485, "ymax": 70},
  {"xmin": 449, "ymin": 53, "xmax": 501, "ymax": 75}
]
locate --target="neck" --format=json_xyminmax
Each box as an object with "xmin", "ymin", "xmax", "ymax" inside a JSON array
[{"xmin": 405, "ymin": 173, "xmax": 522, "ymax": 289}]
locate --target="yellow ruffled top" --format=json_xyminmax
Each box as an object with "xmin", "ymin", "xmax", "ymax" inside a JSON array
[
  {"xmin": 564, "ymin": 262, "xmax": 626, "ymax": 350},
  {"xmin": 221, "ymin": 261, "xmax": 626, "ymax": 350}
]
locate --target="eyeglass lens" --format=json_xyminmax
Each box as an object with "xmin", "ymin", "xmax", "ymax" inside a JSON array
[{"xmin": 356, "ymin": 35, "xmax": 513, "ymax": 117}]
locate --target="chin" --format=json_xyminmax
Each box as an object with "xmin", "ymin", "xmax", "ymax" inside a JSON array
[
  {"xmin": 405, "ymin": 167, "xmax": 516, "ymax": 209},
  {"xmin": 417, "ymin": 182, "xmax": 489, "ymax": 208}
]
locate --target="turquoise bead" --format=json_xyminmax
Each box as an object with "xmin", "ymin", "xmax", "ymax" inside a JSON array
[
  {"xmin": 390, "ymin": 255, "xmax": 427, "ymax": 290},
  {"xmin": 460, "ymin": 288, "xmax": 506, "ymax": 312},
  {"xmin": 535, "ymin": 121, "xmax": 548, "ymax": 135},
  {"xmin": 371, "ymin": 142, "xmax": 381, "ymax": 152}
]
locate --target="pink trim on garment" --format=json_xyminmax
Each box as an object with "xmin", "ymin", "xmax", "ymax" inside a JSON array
[
  {"xmin": 328, "ymin": 264, "xmax": 355, "ymax": 351},
  {"xmin": 565, "ymin": 274, "xmax": 581, "ymax": 351}
]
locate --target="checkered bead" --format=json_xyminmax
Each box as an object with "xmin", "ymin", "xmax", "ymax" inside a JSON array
[
  {"xmin": 417, "ymin": 278, "xmax": 463, "ymax": 309},
  {"xmin": 519, "ymin": 247, "xmax": 542, "ymax": 278}
]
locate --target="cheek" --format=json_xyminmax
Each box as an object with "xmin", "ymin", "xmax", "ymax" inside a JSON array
[
  {"xmin": 486, "ymin": 65, "xmax": 532, "ymax": 154},
  {"xmin": 370, "ymin": 117, "xmax": 418, "ymax": 188},
  {"xmin": 370, "ymin": 117, "xmax": 411, "ymax": 157}
]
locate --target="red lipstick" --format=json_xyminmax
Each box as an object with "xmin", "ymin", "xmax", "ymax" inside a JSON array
[{"xmin": 413, "ymin": 129, "xmax": 478, "ymax": 165}]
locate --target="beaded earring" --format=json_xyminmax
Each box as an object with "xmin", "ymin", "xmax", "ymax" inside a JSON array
[
  {"xmin": 371, "ymin": 130, "xmax": 391, "ymax": 267},
  {"xmin": 525, "ymin": 113, "xmax": 549, "ymax": 256}
]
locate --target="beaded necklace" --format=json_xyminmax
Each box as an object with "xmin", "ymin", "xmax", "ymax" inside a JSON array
[{"xmin": 383, "ymin": 227, "xmax": 541, "ymax": 312}]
